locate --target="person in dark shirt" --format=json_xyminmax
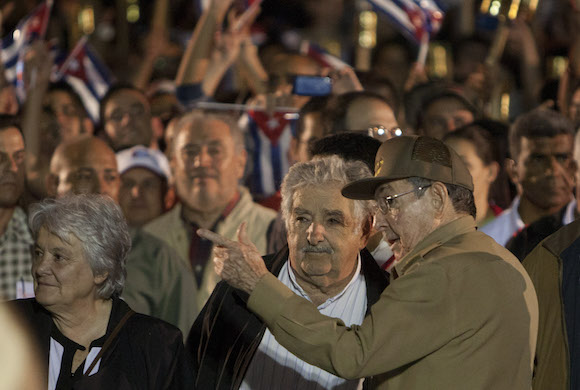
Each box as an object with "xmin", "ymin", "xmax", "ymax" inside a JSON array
[{"xmin": 9, "ymin": 194, "xmax": 192, "ymax": 389}]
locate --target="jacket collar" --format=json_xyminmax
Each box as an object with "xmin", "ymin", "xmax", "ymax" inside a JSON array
[{"xmin": 395, "ymin": 216, "xmax": 476, "ymax": 277}]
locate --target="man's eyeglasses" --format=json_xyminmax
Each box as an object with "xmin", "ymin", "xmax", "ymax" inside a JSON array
[
  {"xmin": 351, "ymin": 126, "xmax": 403, "ymax": 141},
  {"xmin": 377, "ymin": 185, "xmax": 431, "ymax": 216}
]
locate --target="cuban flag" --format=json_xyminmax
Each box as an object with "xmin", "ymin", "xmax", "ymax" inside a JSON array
[
  {"xmin": 246, "ymin": 110, "xmax": 295, "ymax": 198},
  {"xmin": 299, "ymin": 41, "xmax": 350, "ymax": 70},
  {"xmin": 1, "ymin": 0, "xmax": 53, "ymax": 101},
  {"xmin": 367, "ymin": 0, "xmax": 445, "ymax": 44},
  {"xmin": 195, "ymin": 0, "xmax": 260, "ymax": 14},
  {"xmin": 53, "ymin": 36, "xmax": 114, "ymax": 122}
]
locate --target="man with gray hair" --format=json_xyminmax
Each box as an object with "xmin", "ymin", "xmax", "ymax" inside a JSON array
[
  {"xmin": 200, "ymin": 136, "xmax": 539, "ymax": 389},
  {"xmin": 187, "ymin": 155, "xmax": 389, "ymax": 389},
  {"xmin": 144, "ymin": 110, "xmax": 276, "ymax": 314}
]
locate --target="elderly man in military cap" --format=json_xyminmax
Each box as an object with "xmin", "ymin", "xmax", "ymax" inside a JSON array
[{"xmin": 198, "ymin": 135, "xmax": 539, "ymax": 390}]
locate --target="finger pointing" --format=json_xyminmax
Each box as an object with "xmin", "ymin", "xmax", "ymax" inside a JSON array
[
  {"xmin": 197, "ymin": 228, "xmax": 234, "ymax": 248},
  {"xmin": 236, "ymin": 222, "xmax": 250, "ymax": 245}
]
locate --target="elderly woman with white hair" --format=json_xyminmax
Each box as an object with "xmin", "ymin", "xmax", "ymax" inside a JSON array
[{"xmin": 8, "ymin": 194, "xmax": 192, "ymax": 389}]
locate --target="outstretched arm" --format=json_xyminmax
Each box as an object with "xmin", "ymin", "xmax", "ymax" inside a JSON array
[{"xmin": 198, "ymin": 222, "xmax": 456, "ymax": 380}]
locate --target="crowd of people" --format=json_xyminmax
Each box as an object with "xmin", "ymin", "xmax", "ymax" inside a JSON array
[{"xmin": 2, "ymin": 0, "xmax": 580, "ymax": 389}]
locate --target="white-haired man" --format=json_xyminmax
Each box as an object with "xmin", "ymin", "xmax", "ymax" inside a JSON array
[{"xmin": 188, "ymin": 156, "xmax": 389, "ymax": 389}]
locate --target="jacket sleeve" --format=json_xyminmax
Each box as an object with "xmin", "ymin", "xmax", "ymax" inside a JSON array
[
  {"xmin": 247, "ymin": 262, "xmax": 456, "ymax": 379},
  {"xmin": 522, "ymin": 244, "xmax": 568, "ymax": 390}
]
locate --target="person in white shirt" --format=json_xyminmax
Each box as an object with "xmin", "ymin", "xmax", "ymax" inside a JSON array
[
  {"xmin": 187, "ymin": 156, "xmax": 389, "ymax": 390},
  {"xmin": 481, "ymin": 108, "xmax": 576, "ymax": 246}
]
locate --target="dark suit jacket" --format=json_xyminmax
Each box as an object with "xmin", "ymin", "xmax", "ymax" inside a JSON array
[
  {"xmin": 186, "ymin": 246, "xmax": 389, "ymax": 390},
  {"xmin": 10, "ymin": 297, "xmax": 193, "ymax": 389}
]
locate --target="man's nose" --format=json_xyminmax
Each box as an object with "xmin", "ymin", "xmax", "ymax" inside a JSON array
[
  {"xmin": 374, "ymin": 212, "xmax": 395, "ymax": 233},
  {"xmin": 8, "ymin": 156, "xmax": 19, "ymax": 172},
  {"xmin": 446, "ymin": 117, "xmax": 457, "ymax": 132},
  {"xmin": 193, "ymin": 148, "xmax": 212, "ymax": 168},
  {"xmin": 306, "ymin": 222, "xmax": 325, "ymax": 244},
  {"xmin": 130, "ymin": 184, "xmax": 141, "ymax": 198},
  {"xmin": 120, "ymin": 112, "xmax": 131, "ymax": 127}
]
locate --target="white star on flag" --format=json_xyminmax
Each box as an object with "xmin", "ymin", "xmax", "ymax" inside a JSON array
[{"xmin": 267, "ymin": 117, "xmax": 279, "ymax": 129}]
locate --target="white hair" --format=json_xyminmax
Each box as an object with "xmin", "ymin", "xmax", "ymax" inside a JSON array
[
  {"xmin": 29, "ymin": 194, "xmax": 131, "ymax": 299},
  {"xmin": 281, "ymin": 155, "xmax": 374, "ymax": 232}
]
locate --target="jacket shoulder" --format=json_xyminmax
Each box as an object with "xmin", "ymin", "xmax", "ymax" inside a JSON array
[
  {"xmin": 541, "ymin": 218, "xmax": 580, "ymax": 258},
  {"xmin": 143, "ymin": 205, "xmax": 181, "ymax": 238}
]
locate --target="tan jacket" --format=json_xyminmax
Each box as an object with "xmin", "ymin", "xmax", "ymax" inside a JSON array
[
  {"xmin": 522, "ymin": 219, "xmax": 580, "ymax": 390},
  {"xmin": 144, "ymin": 186, "xmax": 276, "ymax": 314},
  {"xmin": 249, "ymin": 216, "xmax": 538, "ymax": 389}
]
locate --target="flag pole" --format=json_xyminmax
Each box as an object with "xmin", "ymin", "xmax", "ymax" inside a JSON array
[
  {"xmin": 417, "ymin": 31, "xmax": 429, "ymax": 66},
  {"xmin": 39, "ymin": 0, "xmax": 53, "ymax": 40},
  {"xmin": 193, "ymin": 101, "xmax": 299, "ymax": 117}
]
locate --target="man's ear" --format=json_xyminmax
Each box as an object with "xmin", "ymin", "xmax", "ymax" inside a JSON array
[
  {"xmin": 487, "ymin": 161, "xmax": 500, "ymax": 183},
  {"xmin": 505, "ymin": 158, "xmax": 519, "ymax": 185},
  {"xmin": 82, "ymin": 117, "xmax": 94, "ymax": 136},
  {"xmin": 151, "ymin": 117, "xmax": 164, "ymax": 146},
  {"xmin": 288, "ymin": 137, "xmax": 298, "ymax": 164},
  {"xmin": 429, "ymin": 181, "xmax": 448, "ymax": 217},
  {"xmin": 359, "ymin": 215, "xmax": 373, "ymax": 249},
  {"xmin": 235, "ymin": 149, "xmax": 248, "ymax": 180}
]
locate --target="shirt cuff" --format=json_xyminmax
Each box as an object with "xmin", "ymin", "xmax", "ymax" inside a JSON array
[{"xmin": 248, "ymin": 273, "xmax": 295, "ymax": 326}]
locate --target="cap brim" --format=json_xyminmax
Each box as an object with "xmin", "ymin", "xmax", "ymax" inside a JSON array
[{"xmin": 341, "ymin": 177, "xmax": 394, "ymax": 200}]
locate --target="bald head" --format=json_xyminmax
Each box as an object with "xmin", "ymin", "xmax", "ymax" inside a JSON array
[{"xmin": 49, "ymin": 137, "xmax": 120, "ymax": 201}]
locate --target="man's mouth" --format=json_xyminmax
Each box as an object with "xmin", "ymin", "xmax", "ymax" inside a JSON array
[{"xmin": 191, "ymin": 171, "xmax": 218, "ymax": 180}]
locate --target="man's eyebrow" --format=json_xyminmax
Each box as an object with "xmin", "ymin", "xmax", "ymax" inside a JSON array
[
  {"xmin": 293, "ymin": 207, "xmax": 310, "ymax": 214},
  {"xmin": 324, "ymin": 210, "xmax": 345, "ymax": 219}
]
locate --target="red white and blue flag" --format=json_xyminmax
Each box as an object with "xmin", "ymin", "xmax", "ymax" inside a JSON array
[
  {"xmin": 367, "ymin": 0, "xmax": 445, "ymax": 44},
  {"xmin": 196, "ymin": 0, "xmax": 260, "ymax": 14},
  {"xmin": 53, "ymin": 36, "xmax": 114, "ymax": 122},
  {"xmin": 1, "ymin": 0, "xmax": 53, "ymax": 101},
  {"xmin": 299, "ymin": 41, "xmax": 350, "ymax": 70},
  {"xmin": 246, "ymin": 110, "xmax": 295, "ymax": 197}
]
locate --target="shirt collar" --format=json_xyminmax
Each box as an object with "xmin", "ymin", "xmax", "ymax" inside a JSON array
[
  {"xmin": 0, "ymin": 207, "xmax": 32, "ymax": 245},
  {"xmin": 394, "ymin": 216, "xmax": 477, "ymax": 277}
]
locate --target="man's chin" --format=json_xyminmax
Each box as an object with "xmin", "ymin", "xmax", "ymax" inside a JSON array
[{"xmin": 183, "ymin": 191, "xmax": 224, "ymax": 211}]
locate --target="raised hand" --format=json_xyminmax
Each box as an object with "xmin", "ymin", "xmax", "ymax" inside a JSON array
[{"xmin": 197, "ymin": 222, "xmax": 269, "ymax": 293}]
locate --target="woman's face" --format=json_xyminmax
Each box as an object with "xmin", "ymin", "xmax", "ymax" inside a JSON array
[
  {"xmin": 32, "ymin": 227, "xmax": 106, "ymax": 311},
  {"xmin": 446, "ymin": 138, "xmax": 494, "ymax": 205}
]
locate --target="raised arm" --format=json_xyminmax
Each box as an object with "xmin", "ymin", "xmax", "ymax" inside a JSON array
[
  {"xmin": 175, "ymin": 0, "xmax": 234, "ymax": 86},
  {"xmin": 21, "ymin": 41, "xmax": 54, "ymax": 199}
]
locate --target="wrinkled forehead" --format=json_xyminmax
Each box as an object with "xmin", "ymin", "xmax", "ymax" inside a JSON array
[
  {"xmin": 57, "ymin": 143, "xmax": 118, "ymax": 173},
  {"xmin": 292, "ymin": 183, "xmax": 356, "ymax": 214},
  {"xmin": 0, "ymin": 127, "xmax": 24, "ymax": 152},
  {"xmin": 520, "ymin": 134, "xmax": 574, "ymax": 155},
  {"xmin": 426, "ymin": 97, "xmax": 472, "ymax": 117},
  {"xmin": 176, "ymin": 117, "xmax": 234, "ymax": 145},
  {"xmin": 106, "ymin": 89, "xmax": 149, "ymax": 110}
]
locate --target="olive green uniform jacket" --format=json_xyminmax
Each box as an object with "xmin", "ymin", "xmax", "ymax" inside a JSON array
[
  {"xmin": 522, "ymin": 219, "xmax": 580, "ymax": 390},
  {"xmin": 248, "ymin": 216, "xmax": 539, "ymax": 389}
]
